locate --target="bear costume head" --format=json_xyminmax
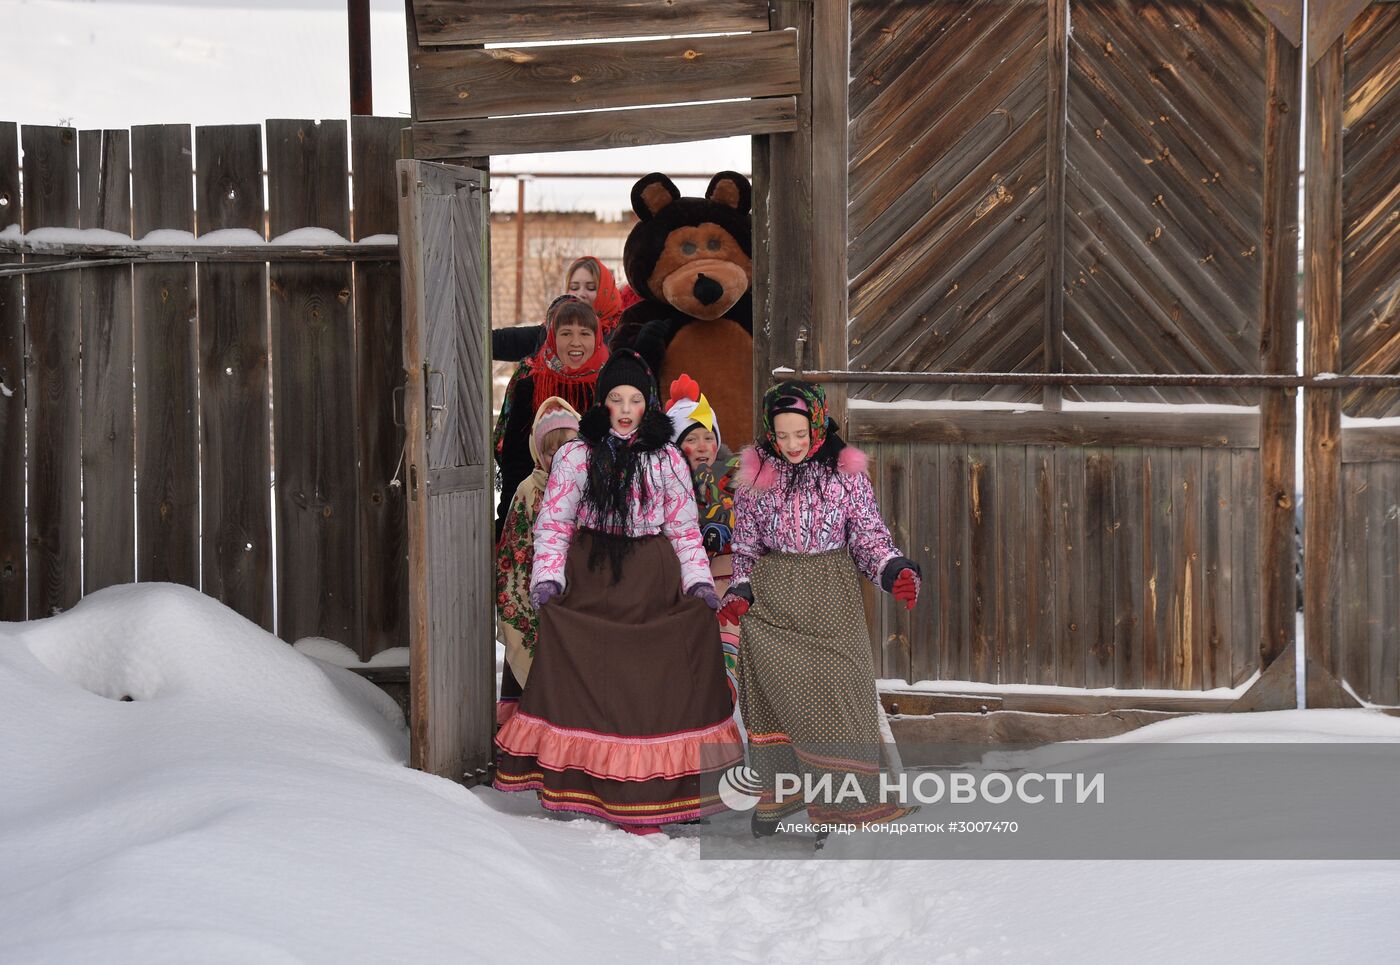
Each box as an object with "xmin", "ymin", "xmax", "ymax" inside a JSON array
[{"xmin": 610, "ymin": 171, "xmax": 755, "ymax": 437}]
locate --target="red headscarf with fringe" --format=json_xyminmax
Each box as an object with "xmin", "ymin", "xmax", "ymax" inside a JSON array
[{"xmin": 565, "ymin": 256, "xmax": 623, "ymax": 340}]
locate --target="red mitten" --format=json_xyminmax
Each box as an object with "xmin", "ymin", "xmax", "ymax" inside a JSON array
[
  {"xmin": 892, "ymin": 568, "xmax": 920, "ymax": 610},
  {"xmin": 717, "ymin": 597, "xmax": 750, "ymax": 627}
]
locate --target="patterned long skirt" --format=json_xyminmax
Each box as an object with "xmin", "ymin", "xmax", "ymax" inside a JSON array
[
  {"xmin": 494, "ymin": 531, "xmax": 743, "ymax": 826},
  {"xmin": 739, "ymin": 548, "xmax": 915, "ymax": 830}
]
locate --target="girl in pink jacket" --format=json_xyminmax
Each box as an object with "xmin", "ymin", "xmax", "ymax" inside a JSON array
[{"xmin": 493, "ymin": 350, "xmax": 742, "ymax": 835}]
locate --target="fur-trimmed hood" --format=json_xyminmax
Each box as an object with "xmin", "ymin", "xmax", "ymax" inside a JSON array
[{"xmin": 736, "ymin": 444, "xmax": 868, "ymax": 492}]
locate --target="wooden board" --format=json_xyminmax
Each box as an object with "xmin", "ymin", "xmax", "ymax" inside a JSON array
[
  {"xmin": 1258, "ymin": 23, "xmax": 1301, "ymax": 667},
  {"xmin": 908, "ymin": 442, "xmax": 941, "ymax": 684},
  {"xmin": 1112, "ymin": 448, "xmax": 1146, "ymax": 689},
  {"xmin": 936, "ymin": 444, "xmax": 969, "ymax": 680},
  {"xmin": 412, "ymin": 0, "xmax": 770, "ymax": 46},
  {"xmin": 132, "ymin": 124, "xmax": 199, "ymax": 588},
  {"xmin": 845, "ymin": 406, "xmax": 1260, "ymax": 449},
  {"xmin": 267, "ymin": 118, "xmax": 358, "ymax": 646},
  {"xmin": 411, "ymin": 31, "xmax": 800, "ymax": 122},
  {"xmin": 1085, "ymin": 448, "xmax": 1116, "ymax": 688},
  {"xmin": 21, "ymin": 125, "xmax": 82, "ymax": 616},
  {"xmin": 352, "ymin": 115, "xmax": 409, "ymax": 660},
  {"xmin": 196, "ymin": 124, "xmax": 272, "ymax": 631},
  {"xmin": 996, "ymin": 445, "xmax": 1028, "ymax": 683},
  {"xmin": 752, "ymin": 0, "xmax": 812, "ymax": 435},
  {"xmin": 966, "ymin": 445, "xmax": 997, "ymax": 682},
  {"xmin": 1303, "ymin": 38, "xmax": 1345, "ymax": 684},
  {"xmin": 413, "ymin": 97, "xmax": 797, "ymax": 160},
  {"xmin": 0, "ymin": 122, "xmax": 23, "ymax": 620},
  {"xmin": 399, "ymin": 159, "xmax": 495, "ymax": 781},
  {"xmin": 1055, "ymin": 446, "xmax": 1087, "ymax": 688},
  {"xmin": 78, "ymin": 129, "xmax": 134, "ymax": 595},
  {"xmin": 1027, "ymin": 445, "xmax": 1059, "ymax": 685}
]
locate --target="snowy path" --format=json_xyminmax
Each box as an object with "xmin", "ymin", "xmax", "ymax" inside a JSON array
[{"xmin": 3, "ymin": 585, "xmax": 1398, "ymax": 964}]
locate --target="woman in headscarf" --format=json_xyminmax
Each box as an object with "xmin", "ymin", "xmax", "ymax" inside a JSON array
[
  {"xmin": 492, "ymin": 295, "xmax": 607, "ymax": 542},
  {"xmin": 720, "ymin": 380, "xmax": 923, "ymax": 837},
  {"xmin": 493, "ymin": 350, "xmax": 742, "ymax": 835},
  {"xmin": 491, "ymin": 255, "xmax": 623, "ymax": 362}
]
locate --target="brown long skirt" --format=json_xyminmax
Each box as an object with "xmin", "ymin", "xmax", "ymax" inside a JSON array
[
  {"xmin": 739, "ymin": 548, "xmax": 915, "ymax": 829},
  {"xmin": 493, "ymin": 530, "xmax": 742, "ymax": 826}
]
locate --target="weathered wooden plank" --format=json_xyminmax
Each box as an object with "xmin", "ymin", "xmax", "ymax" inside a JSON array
[
  {"xmin": 937, "ymin": 444, "xmax": 969, "ymax": 681},
  {"xmin": 132, "ymin": 124, "xmax": 199, "ymax": 588},
  {"xmin": 195, "ymin": 123, "xmax": 272, "ymax": 630},
  {"xmin": 1112, "ymin": 447, "xmax": 1146, "ymax": 690},
  {"xmin": 1143, "ymin": 447, "xmax": 1173, "ymax": 688},
  {"xmin": 997, "ymin": 445, "xmax": 1028, "ymax": 684},
  {"xmin": 908, "ymin": 442, "xmax": 941, "ymax": 684},
  {"xmin": 845, "ymin": 406, "xmax": 1260, "ymax": 449},
  {"xmin": 78, "ymin": 129, "xmax": 134, "ymax": 595},
  {"xmin": 966, "ymin": 445, "xmax": 997, "ymax": 682},
  {"xmin": 1308, "ymin": 0, "xmax": 1375, "ymax": 64},
  {"xmin": 413, "ymin": 0, "xmax": 770, "ymax": 46},
  {"xmin": 1200, "ymin": 448, "xmax": 1233, "ymax": 690},
  {"xmin": 1055, "ymin": 446, "xmax": 1087, "ymax": 688},
  {"xmin": 861, "ymin": 447, "xmax": 887, "ymax": 675},
  {"xmin": 0, "ymin": 122, "xmax": 25, "ymax": 620},
  {"xmin": 1340, "ymin": 463, "xmax": 1371, "ymax": 698},
  {"xmin": 1258, "ymin": 23, "xmax": 1302, "ymax": 664},
  {"xmin": 1377, "ymin": 461, "xmax": 1400, "ymax": 705},
  {"xmin": 1303, "ymin": 39, "xmax": 1345, "ymax": 686},
  {"xmin": 1231, "ymin": 448, "xmax": 1263, "ymax": 685},
  {"xmin": 1342, "ymin": 426, "xmax": 1400, "ymax": 462},
  {"xmin": 1027, "ymin": 445, "xmax": 1059, "ymax": 685},
  {"xmin": 1173, "ymin": 447, "xmax": 1204, "ymax": 690},
  {"xmin": 1085, "ymin": 448, "xmax": 1115, "ymax": 688},
  {"xmin": 1044, "ymin": 0, "xmax": 1069, "ymax": 411},
  {"xmin": 753, "ymin": 0, "xmax": 811, "ymax": 434},
  {"xmin": 411, "ymin": 31, "xmax": 800, "ymax": 122},
  {"xmin": 414, "ymin": 97, "xmax": 797, "ymax": 159},
  {"xmin": 268, "ymin": 119, "xmax": 358, "ymax": 646},
  {"xmin": 883, "ymin": 687, "xmax": 1237, "ymax": 717},
  {"xmin": 21, "ymin": 125, "xmax": 82, "ymax": 616},
  {"xmin": 811, "ymin": 0, "xmax": 849, "ymax": 427},
  {"xmin": 874, "ymin": 443, "xmax": 911, "ymax": 683},
  {"xmin": 354, "ymin": 116, "xmax": 410, "ymax": 660}
]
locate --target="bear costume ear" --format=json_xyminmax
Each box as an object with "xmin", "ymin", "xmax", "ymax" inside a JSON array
[
  {"xmin": 631, "ymin": 173, "xmax": 681, "ymax": 220},
  {"xmin": 706, "ymin": 171, "xmax": 751, "ymax": 216}
]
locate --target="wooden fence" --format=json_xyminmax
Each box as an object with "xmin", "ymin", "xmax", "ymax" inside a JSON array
[{"xmin": 0, "ymin": 117, "xmax": 409, "ymax": 662}]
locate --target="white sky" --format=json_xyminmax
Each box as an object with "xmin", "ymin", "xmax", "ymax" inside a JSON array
[{"xmin": 3, "ymin": 0, "xmax": 752, "ymax": 217}]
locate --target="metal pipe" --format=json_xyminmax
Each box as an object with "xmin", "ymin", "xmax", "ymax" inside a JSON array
[
  {"xmin": 777, "ymin": 369, "xmax": 1400, "ymax": 390},
  {"xmin": 514, "ymin": 178, "xmax": 526, "ymax": 325}
]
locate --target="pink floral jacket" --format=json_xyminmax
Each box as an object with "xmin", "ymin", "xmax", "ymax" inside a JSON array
[
  {"xmin": 530, "ymin": 436, "xmax": 713, "ymax": 593},
  {"xmin": 729, "ymin": 445, "xmax": 907, "ymax": 591}
]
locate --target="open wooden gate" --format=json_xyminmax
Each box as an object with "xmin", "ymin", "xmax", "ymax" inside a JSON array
[
  {"xmin": 1303, "ymin": 0, "xmax": 1400, "ymax": 708},
  {"xmin": 398, "ymin": 160, "xmax": 495, "ymax": 780}
]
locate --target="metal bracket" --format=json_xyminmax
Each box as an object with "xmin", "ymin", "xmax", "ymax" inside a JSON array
[
  {"xmin": 391, "ymin": 384, "xmax": 406, "ymax": 427},
  {"xmin": 794, "ymin": 326, "xmax": 809, "ymax": 377},
  {"xmin": 424, "ymin": 363, "xmax": 446, "ymax": 436}
]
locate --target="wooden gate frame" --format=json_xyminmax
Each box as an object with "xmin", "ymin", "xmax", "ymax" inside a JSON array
[{"xmin": 1303, "ymin": 0, "xmax": 1400, "ymax": 710}]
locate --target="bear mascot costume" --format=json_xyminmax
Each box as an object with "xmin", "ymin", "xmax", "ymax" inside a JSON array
[{"xmin": 609, "ymin": 171, "xmax": 754, "ymax": 434}]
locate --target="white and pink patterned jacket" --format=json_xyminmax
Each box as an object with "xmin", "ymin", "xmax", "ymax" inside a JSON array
[
  {"xmin": 530, "ymin": 435, "xmax": 713, "ymax": 593},
  {"xmin": 729, "ymin": 445, "xmax": 905, "ymax": 590}
]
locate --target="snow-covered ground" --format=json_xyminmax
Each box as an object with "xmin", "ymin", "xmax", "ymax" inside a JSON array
[{"xmin": 4, "ymin": 585, "xmax": 1399, "ymax": 964}]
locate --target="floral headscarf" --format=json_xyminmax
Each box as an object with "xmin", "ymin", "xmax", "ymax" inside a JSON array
[{"xmin": 761, "ymin": 379, "xmax": 830, "ymax": 462}]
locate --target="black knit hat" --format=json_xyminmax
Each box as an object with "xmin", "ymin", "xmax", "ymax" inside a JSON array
[{"xmin": 594, "ymin": 348, "xmax": 658, "ymax": 406}]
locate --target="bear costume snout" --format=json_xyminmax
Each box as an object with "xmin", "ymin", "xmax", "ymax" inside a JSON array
[{"xmin": 658, "ymin": 259, "xmax": 749, "ymax": 320}]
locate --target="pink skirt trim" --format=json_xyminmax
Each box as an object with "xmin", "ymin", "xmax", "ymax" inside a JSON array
[
  {"xmin": 495, "ymin": 711, "xmax": 744, "ymax": 782},
  {"xmin": 493, "ymin": 778, "xmax": 731, "ymax": 826}
]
